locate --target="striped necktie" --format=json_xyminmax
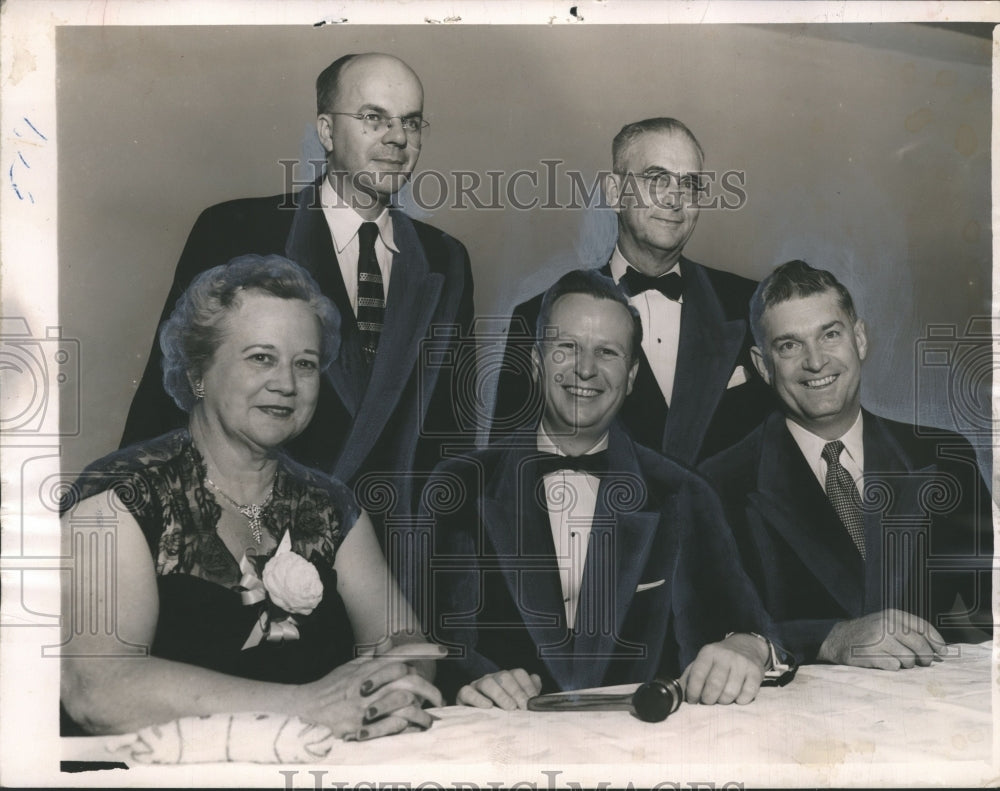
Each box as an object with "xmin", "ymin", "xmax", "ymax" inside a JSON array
[
  {"xmin": 821, "ymin": 440, "xmax": 866, "ymax": 558},
  {"xmin": 356, "ymin": 221, "xmax": 385, "ymax": 364}
]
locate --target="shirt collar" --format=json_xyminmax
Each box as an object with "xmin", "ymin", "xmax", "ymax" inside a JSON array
[
  {"xmin": 320, "ymin": 176, "xmax": 398, "ymax": 255},
  {"xmin": 785, "ymin": 409, "xmax": 864, "ymax": 468},
  {"xmin": 609, "ymin": 245, "xmax": 681, "ymax": 284},
  {"xmin": 536, "ymin": 426, "xmax": 609, "ymax": 456}
]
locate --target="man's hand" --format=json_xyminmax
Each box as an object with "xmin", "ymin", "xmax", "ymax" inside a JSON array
[
  {"xmin": 680, "ymin": 633, "xmax": 769, "ymax": 705},
  {"xmin": 817, "ymin": 609, "xmax": 946, "ymax": 670},
  {"xmin": 456, "ymin": 669, "xmax": 543, "ymax": 710}
]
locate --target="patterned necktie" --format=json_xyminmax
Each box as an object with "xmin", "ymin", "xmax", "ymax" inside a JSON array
[
  {"xmin": 356, "ymin": 221, "xmax": 385, "ymax": 364},
  {"xmin": 619, "ymin": 267, "xmax": 683, "ymax": 301},
  {"xmin": 821, "ymin": 440, "xmax": 866, "ymax": 559}
]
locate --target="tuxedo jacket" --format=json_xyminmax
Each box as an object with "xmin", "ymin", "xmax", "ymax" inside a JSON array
[
  {"xmin": 699, "ymin": 410, "xmax": 993, "ymax": 662},
  {"xmin": 426, "ymin": 423, "xmax": 773, "ymax": 701},
  {"xmin": 490, "ymin": 256, "xmax": 776, "ymax": 465},
  {"xmin": 121, "ymin": 182, "xmax": 473, "ymax": 521}
]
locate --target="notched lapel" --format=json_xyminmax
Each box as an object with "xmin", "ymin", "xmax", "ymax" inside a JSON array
[
  {"xmin": 284, "ymin": 184, "xmax": 362, "ymax": 416},
  {"xmin": 860, "ymin": 412, "xmax": 938, "ymax": 611},
  {"xmin": 752, "ymin": 418, "xmax": 864, "ymax": 615}
]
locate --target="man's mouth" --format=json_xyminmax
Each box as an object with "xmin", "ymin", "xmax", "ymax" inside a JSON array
[
  {"xmin": 802, "ymin": 374, "xmax": 837, "ymax": 389},
  {"xmin": 564, "ymin": 385, "xmax": 602, "ymax": 398}
]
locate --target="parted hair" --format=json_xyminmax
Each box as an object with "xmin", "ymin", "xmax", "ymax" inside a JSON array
[
  {"xmin": 749, "ymin": 259, "xmax": 858, "ymax": 349},
  {"xmin": 159, "ymin": 255, "xmax": 341, "ymax": 412}
]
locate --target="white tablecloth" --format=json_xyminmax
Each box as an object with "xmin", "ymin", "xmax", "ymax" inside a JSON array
[{"xmin": 62, "ymin": 642, "xmax": 997, "ymax": 787}]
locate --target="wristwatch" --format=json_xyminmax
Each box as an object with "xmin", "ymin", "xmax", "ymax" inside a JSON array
[{"xmin": 727, "ymin": 631, "xmax": 798, "ymax": 686}]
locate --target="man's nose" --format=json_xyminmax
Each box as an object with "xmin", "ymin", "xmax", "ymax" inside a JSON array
[
  {"xmin": 381, "ymin": 118, "xmax": 408, "ymax": 146},
  {"xmin": 801, "ymin": 342, "xmax": 826, "ymax": 372},
  {"xmin": 661, "ymin": 185, "xmax": 682, "ymax": 210},
  {"xmin": 576, "ymin": 348, "xmax": 597, "ymax": 378}
]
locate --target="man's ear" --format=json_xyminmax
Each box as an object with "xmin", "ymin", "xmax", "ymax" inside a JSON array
[
  {"xmin": 604, "ymin": 172, "xmax": 622, "ymax": 213},
  {"xmin": 626, "ymin": 358, "xmax": 639, "ymax": 396},
  {"xmin": 316, "ymin": 114, "xmax": 335, "ymax": 153},
  {"xmin": 750, "ymin": 346, "xmax": 771, "ymax": 385},
  {"xmin": 853, "ymin": 319, "xmax": 868, "ymax": 362},
  {"xmin": 530, "ymin": 345, "xmax": 542, "ymax": 383}
]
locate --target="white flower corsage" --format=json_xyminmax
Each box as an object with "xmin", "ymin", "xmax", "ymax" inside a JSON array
[
  {"xmin": 239, "ymin": 531, "xmax": 323, "ymax": 650},
  {"xmin": 262, "ymin": 551, "xmax": 323, "ymax": 615}
]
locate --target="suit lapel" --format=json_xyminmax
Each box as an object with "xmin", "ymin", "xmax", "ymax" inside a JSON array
[
  {"xmin": 860, "ymin": 411, "xmax": 935, "ymax": 612},
  {"xmin": 284, "ymin": 182, "xmax": 365, "ymax": 416},
  {"xmin": 571, "ymin": 427, "xmax": 659, "ymax": 689},
  {"xmin": 751, "ymin": 414, "xmax": 864, "ymax": 615},
  {"xmin": 481, "ymin": 447, "xmax": 574, "ymax": 688},
  {"xmin": 331, "ymin": 211, "xmax": 444, "ymax": 484},
  {"xmin": 662, "ymin": 258, "xmax": 747, "ymax": 463}
]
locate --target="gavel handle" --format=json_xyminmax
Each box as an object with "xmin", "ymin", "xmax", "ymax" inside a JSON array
[{"xmin": 526, "ymin": 692, "xmax": 635, "ymax": 712}]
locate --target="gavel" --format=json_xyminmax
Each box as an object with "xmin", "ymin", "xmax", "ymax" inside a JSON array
[{"xmin": 526, "ymin": 677, "xmax": 683, "ymax": 722}]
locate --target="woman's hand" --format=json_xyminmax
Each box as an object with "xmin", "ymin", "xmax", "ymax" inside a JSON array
[{"xmin": 295, "ymin": 644, "xmax": 446, "ymax": 740}]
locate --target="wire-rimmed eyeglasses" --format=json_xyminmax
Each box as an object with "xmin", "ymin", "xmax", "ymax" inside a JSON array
[
  {"xmin": 326, "ymin": 111, "xmax": 429, "ymax": 136},
  {"xmin": 622, "ymin": 171, "xmax": 706, "ymax": 201}
]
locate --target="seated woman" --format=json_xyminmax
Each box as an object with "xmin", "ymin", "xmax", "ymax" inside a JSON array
[{"xmin": 61, "ymin": 255, "xmax": 443, "ymax": 740}]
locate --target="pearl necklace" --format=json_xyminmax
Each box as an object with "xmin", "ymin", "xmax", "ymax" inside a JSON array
[{"xmin": 205, "ymin": 474, "xmax": 275, "ymax": 543}]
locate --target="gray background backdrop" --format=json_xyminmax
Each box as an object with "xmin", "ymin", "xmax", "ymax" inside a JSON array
[{"xmin": 57, "ymin": 23, "xmax": 993, "ymax": 475}]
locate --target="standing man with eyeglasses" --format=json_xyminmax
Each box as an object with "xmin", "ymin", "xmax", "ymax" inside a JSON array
[
  {"xmin": 492, "ymin": 117, "xmax": 771, "ymax": 464},
  {"xmin": 122, "ymin": 53, "xmax": 473, "ymax": 601}
]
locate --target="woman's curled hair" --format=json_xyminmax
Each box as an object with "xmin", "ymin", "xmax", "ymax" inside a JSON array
[{"xmin": 159, "ymin": 254, "xmax": 341, "ymax": 412}]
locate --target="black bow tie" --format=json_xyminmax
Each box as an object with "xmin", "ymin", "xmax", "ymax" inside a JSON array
[
  {"xmin": 535, "ymin": 450, "xmax": 609, "ymax": 477},
  {"xmin": 619, "ymin": 267, "xmax": 683, "ymax": 301}
]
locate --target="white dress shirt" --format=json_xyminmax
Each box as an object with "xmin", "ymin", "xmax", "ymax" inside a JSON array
[
  {"xmin": 537, "ymin": 428, "xmax": 608, "ymax": 630},
  {"xmin": 320, "ymin": 177, "xmax": 398, "ymax": 315},
  {"xmin": 786, "ymin": 410, "xmax": 865, "ymax": 498},
  {"xmin": 609, "ymin": 247, "xmax": 682, "ymax": 406}
]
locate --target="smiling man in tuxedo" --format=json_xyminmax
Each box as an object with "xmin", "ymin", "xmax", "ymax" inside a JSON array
[
  {"xmin": 121, "ymin": 54, "xmax": 473, "ymax": 594},
  {"xmin": 428, "ymin": 269, "xmax": 787, "ymax": 709},
  {"xmin": 491, "ymin": 117, "xmax": 772, "ymax": 464},
  {"xmin": 700, "ymin": 261, "xmax": 993, "ymax": 667}
]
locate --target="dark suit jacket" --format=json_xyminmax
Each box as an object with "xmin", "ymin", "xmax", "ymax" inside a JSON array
[
  {"xmin": 425, "ymin": 422, "xmax": 774, "ymax": 701},
  {"xmin": 123, "ymin": 180, "xmax": 472, "ymax": 490},
  {"xmin": 121, "ymin": 182, "xmax": 473, "ymax": 596},
  {"xmin": 490, "ymin": 256, "xmax": 775, "ymax": 465},
  {"xmin": 700, "ymin": 410, "xmax": 993, "ymax": 662}
]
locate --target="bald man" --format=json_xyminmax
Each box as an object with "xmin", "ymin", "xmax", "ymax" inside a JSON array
[{"xmin": 122, "ymin": 54, "xmax": 473, "ymax": 597}]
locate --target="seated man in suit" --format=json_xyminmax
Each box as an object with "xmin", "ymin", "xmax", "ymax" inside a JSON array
[
  {"xmin": 120, "ymin": 53, "xmax": 473, "ymax": 598},
  {"xmin": 700, "ymin": 260, "xmax": 993, "ymax": 668},
  {"xmin": 491, "ymin": 117, "xmax": 773, "ymax": 464},
  {"xmin": 427, "ymin": 269, "xmax": 788, "ymax": 709}
]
